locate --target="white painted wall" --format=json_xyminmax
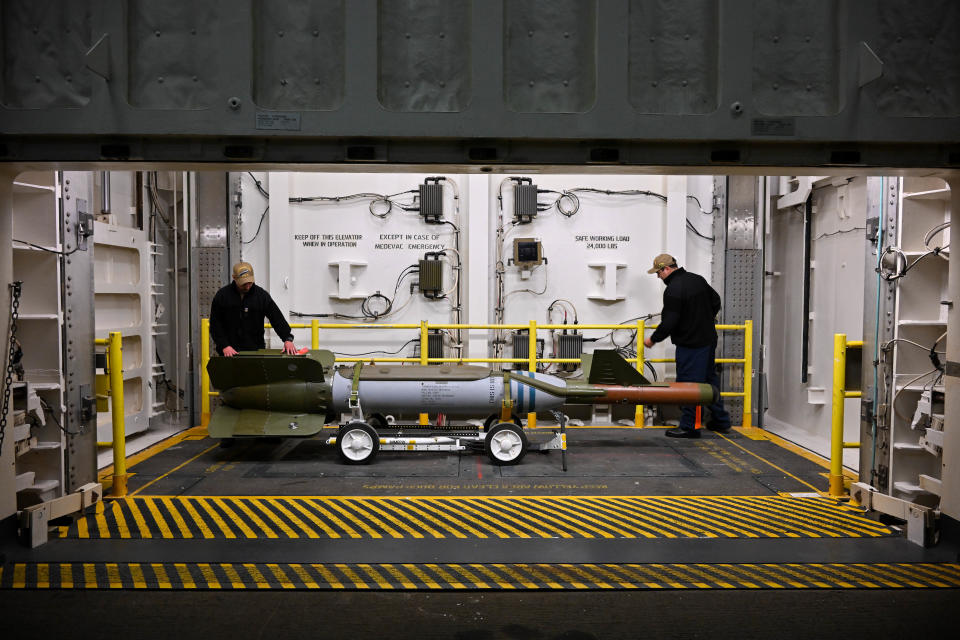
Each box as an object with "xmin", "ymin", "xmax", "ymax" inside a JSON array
[{"xmin": 237, "ymin": 171, "xmax": 718, "ymax": 383}]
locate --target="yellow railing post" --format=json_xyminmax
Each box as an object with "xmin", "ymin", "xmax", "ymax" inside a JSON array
[
  {"xmin": 419, "ymin": 320, "xmax": 429, "ymax": 425},
  {"xmin": 107, "ymin": 331, "xmax": 127, "ymax": 497},
  {"xmin": 742, "ymin": 319, "xmax": 753, "ymax": 429},
  {"xmin": 829, "ymin": 333, "xmax": 847, "ymax": 497},
  {"xmin": 200, "ymin": 318, "xmax": 210, "ymax": 427},
  {"xmin": 311, "ymin": 318, "xmax": 319, "ymax": 350},
  {"xmin": 635, "ymin": 319, "xmax": 645, "ymax": 427},
  {"xmin": 527, "ymin": 319, "xmax": 537, "ymax": 428}
]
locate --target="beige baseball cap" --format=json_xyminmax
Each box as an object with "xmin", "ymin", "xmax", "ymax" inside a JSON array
[
  {"xmin": 647, "ymin": 253, "xmax": 677, "ymax": 274},
  {"xmin": 232, "ymin": 262, "xmax": 255, "ymax": 285}
]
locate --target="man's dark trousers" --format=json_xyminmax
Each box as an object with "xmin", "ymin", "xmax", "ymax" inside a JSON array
[{"xmin": 675, "ymin": 343, "xmax": 730, "ymax": 432}]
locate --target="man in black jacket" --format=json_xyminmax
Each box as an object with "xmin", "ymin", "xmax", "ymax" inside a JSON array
[
  {"xmin": 210, "ymin": 262, "xmax": 298, "ymax": 357},
  {"xmin": 643, "ymin": 253, "xmax": 730, "ymax": 438}
]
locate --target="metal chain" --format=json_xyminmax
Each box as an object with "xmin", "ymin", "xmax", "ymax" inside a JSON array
[{"xmin": 0, "ymin": 281, "xmax": 23, "ymax": 455}]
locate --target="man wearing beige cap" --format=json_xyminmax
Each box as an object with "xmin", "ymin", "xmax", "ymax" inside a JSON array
[
  {"xmin": 643, "ymin": 253, "xmax": 729, "ymax": 438},
  {"xmin": 209, "ymin": 262, "xmax": 298, "ymax": 357}
]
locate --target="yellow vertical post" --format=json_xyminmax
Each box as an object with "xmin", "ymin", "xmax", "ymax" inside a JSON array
[
  {"xmin": 635, "ymin": 319, "xmax": 645, "ymax": 427},
  {"xmin": 527, "ymin": 319, "xmax": 537, "ymax": 428},
  {"xmin": 311, "ymin": 318, "xmax": 319, "ymax": 350},
  {"xmin": 200, "ymin": 318, "xmax": 210, "ymax": 427},
  {"xmin": 829, "ymin": 333, "xmax": 847, "ymax": 497},
  {"xmin": 108, "ymin": 331, "xmax": 127, "ymax": 497},
  {"xmin": 742, "ymin": 319, "xmax": 753, "ymax": 429},
  {"xmin": 419, "ymin": 320, "xmax": 429, "ymax": 425}
]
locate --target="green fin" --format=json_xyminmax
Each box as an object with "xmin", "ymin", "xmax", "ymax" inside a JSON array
[{"xmin": 584, "ymin": 349, "xmax": 652, "ymax": 386}]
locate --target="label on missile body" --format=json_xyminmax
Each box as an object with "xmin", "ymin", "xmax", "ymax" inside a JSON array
[{"xmin": 419, "ymin": 381, "xmax": 458, "ymax": 406}]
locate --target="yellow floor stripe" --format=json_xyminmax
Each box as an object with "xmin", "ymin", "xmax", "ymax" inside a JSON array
[
  {"xmin": 501, "ymin": 498, "xmax": 606, "ymax": 538},
  {"xmin": 676, "ymin": 497, "xmax": 785, "ymax": 537},
  {"xmin": 522, "ymin": 564, "xmax": 573, "ymax": 589},
  {"xmin": 408, "ymin": 498, "xmax": 490, "ymax": 538},
  {"xmin": 446, "ymin": 563, "xmax": 491, "ymax": 589},
  {"xmin": 336, "ymin": 564, "xmax": 370, "ymax": 589},
  {"xmin": 221, "ymin": 563, "xmax": 245, "ymax": 589},
  {"xmin": 303, "ymin": 498, "xmax": 362, "ymax": 538},
  {"xmin": 106, "ymin": 563, "xmax": 123, "ymax": 589},
  {"xmin": 267, "ymin": 563, "xmax": 294, "ymax": 589},
  {"xmin": 174, "ymin": 563, "xmax": 196, "ymax": 589},
  {"xmin": 455, "ymin": 498, "xmax": 533, "ymax": 538},
  {"xmin": 197, "ymin": 563, "xmax": 222, "ymax": 589},
  {"xmin": 322, "ymin": 500, "xmax": 384, "ymax": 539},
  {"xmin": 129, "ymin": 563, "xmax": 147, "ymax": 589},
  {"xmin": 584, "ymin": 563, "xmax": 638, "ymax": 589},
  {"xmin": 650, "ymin": 563, "xmax": 710, "ymax": 589},
  {"xmin": 468, "ymin": 563, "xmax": 515, "ymax": 589},
  {"xmin": 176, "ymin": 498, "xmax": 214, "ymax": 538},
  {"xmin": 75, "ymin": 515, "xmax": 89, "ymax": 538},
  {"xmin": 768, "ymin": 498, "xmax": 889, "ymax": 536},
  {"xmin": 602, "ymin": 564, "xmax": 665, "ymax": 589},
  {"xmin": 378, "ymin": 563, "xmax": 416, "ymax": 589},
  {"xmin": 492, "ymin": 563, "xmax": 539, "ymax": 589},
  {"xmin": 242, "ymin": 563, "xmax": 271, "ymax": 589},
  {"xmin": 356, "ymin": 498, "xmax": 425, "ymax": 539},
  {"xmin": 795, "ymin": 564, "xmax": 858, "ymax": 588},
  {"xmin": 726, "ymin": 497, "xmax": 850, "ymax": 537},
  {"xmin": 125, "ymin": 499, "xmax": 153, "ymax": 539},
  {"xmin": 631, "ymin": 497, "xmax": 742, "ymax": 538},
  {"xmin": 84, "ymin": 563, "xmax": 97, "ymax": 588},
  {"xmin": 143, "ymin": 498, "xmax": 175, "ymax": 539},
  {"xmin": 161, "ymin": 497, "xmax": 194, "ymax": 538},
  {"xmin": 708, "ymin": 497, "xmax": 821, "ymax": 538},
  {"xmin": 579, "ymin": 498, "xmax": 668, "ymax": 538},
  {"xmin": 333, "ymin": 499, "xmax": 405, "ymax": 539},
  {"xmin": 376, "ymin": 499, "xmax": 447, "ymax": 538},
  {"xmin": 545, "ymin": 498, "xmax": 640, "ymax": 538},
  {"xmin": 358, "ymin": 564, "xmax": 395, "ymax": 589},
  {"xmin": 713, "ymin": 432, "xmax": 821, "ymax": 492},
  {"xmin": 906, "ymin": 563, "xmax": 960, "ymax": 585},
  {"xmin": 233, "ymin": 499, "xmax": 280, "ymax": 539},
  {"xmin": 37, "ymin": 563, "xmax": 49, "ymax": 589},
  {"xmin": 605, "ymin": 498, "xmax": 689, "ymax": 538},
  {"xmin": 282, "ymin": 499, "xmax": 340, "ymax": 538},
  {"xmin": 264, "ymin": 499, "xmax": 321, "ymax": 539},
  {"xmin": 289, "ymin": 563, "xmax": 319, "ymax": 589},
  {"xmin": 248, "ymin": 498, "xmax": 299, "ymax": 538},
  {"xmin": 403, "ymin": 563, "xmax": 443, "ymax": 589},
  {"xmin": 95, "ymin": 507, "xmax": 111, "ymax": 538},
  {"xmin": 312, "ymin": 564, "xmax": 345, "ymax": 589},
  {"xmin": 425, "ymin": 564, "xmax": 467, "ymax": 589},
  {"xmin": 719, "ymin": 563, "xmax": 785, "ymax": 588},
  {"xmin": 60, "ymin": 563, "xmax": 73, "ymax": 589},
  {"xmin": 193, "ymin": 498, "xmax": 234, "ymax": 538},
  {"xmin": 152, "ymin": 563, "xmax": 173, "ymax": 588},
  {"xmin": 13, "ymin": 564, "xmax": 25, "ymax": 588},
  {"xmin": 474, "ymin": 498, "xmax": 573, "ymax": 538},
  {"xmin": 212, "ymin": 498, "xmax": 258, "ymax": 538}
]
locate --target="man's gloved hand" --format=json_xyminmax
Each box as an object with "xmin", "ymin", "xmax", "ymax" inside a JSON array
[
  {"xmin": 282, "ymin": 340, "xmax": 298, "ymax": 355},
  {"xmin": 223, "ymin": 346, "xmax": 238, "ymax": 357}
]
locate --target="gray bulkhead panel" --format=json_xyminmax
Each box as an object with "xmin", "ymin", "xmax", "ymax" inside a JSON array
[{"xmin": 0, "ymin": 1, "xmax": 957, "ymax": 167}]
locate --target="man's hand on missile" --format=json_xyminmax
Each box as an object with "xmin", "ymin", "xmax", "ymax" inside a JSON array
[
  {"xmin": 643, "ymin": 337, "xmax": 654, "ymax": 349},
  {"xmin": 223, "ymin": 346, "xmax": 238, "ymax": 357},
  {"xmin": 282, "ymin": 340, "xmax": 298, "ymax": 355}
]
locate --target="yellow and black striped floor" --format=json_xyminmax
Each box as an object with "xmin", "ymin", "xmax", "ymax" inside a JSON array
[
  {"xmin": 4, "ymin": 561, "xmax": 959, "ymax": 591},
  {"xmin": 54, "ymin": 495, "xmax": 894, "ymax": 541}
]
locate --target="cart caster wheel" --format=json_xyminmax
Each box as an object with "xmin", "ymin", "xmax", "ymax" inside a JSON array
[
  {"xmin": 485, "ymin": 422, "xmax": 527, "ymax": 465},
  {"xmin": 484, "ymin": 413, "xmax": 523, "ymax": 429},
  {"xmin": 336, "ymin": 422, "xmax": 379, "ymax": 465},
  {"xmin": 368, "ymin": 413, "xmax": 389, "ymax": 429}
]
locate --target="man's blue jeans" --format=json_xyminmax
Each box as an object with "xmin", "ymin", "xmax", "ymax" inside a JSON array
[{"xmin": 675, "ymin": 343, "xmax": 730, "ymax": 432}]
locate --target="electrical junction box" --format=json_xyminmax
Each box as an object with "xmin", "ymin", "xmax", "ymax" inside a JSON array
[
  {"xmin": 428, "ymin": 330, "xmax": 445, "ymax": 360},
  {"xmin": 419, "ymin": 253, "xmax": 444, "ymax": 298},
  {"xmin": 513, "ymin": 182, "xmax": 538, "ymax": 223},
  {"xmin": 512, "ymin": 331, "xmax": 544, "ymax": 364},
  {"xmin": 512, "ymin": 238, "xmax": 543, "ymax": 270},
  {"xmin": 556, "ymin": 332, "xmax": 583, "ymax": 371},
  {"xmin": 419, "ymin": 180, "xmax": 444, "ymax": 223}
]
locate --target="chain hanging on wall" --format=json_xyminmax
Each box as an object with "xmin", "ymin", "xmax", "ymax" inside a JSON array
[{"xmin": 0, "ymin": 281, "xmax": 23, "ymax": 455}]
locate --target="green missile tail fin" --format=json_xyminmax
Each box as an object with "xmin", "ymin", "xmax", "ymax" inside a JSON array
[
  {"xmin": 207, "ymin": 405, "xmax": 327, "ymax": 438},
  {"xmin": 583, "ymin": 349, "xmax": 652, "ymax": 386},
  {"xmin": 207, "ymin": 350, "xmax": 334, "ymax": 391}
]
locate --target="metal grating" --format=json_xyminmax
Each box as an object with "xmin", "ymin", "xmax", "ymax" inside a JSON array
[{"xmin": 198, "ymin": 248, "xmax": 226, "ymax": 317}]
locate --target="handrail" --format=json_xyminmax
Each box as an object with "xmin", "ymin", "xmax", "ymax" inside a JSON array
[
  {"xmin": 94, "ymin": 331, "xmax": 127, "ymax": 497},
  {"xmin": 829, "ymin": 334, "xmax": 863, "ymax": 497},
  {"xmin": 199, "ymin": 318, "xmax": 753, "ymax": 429}
]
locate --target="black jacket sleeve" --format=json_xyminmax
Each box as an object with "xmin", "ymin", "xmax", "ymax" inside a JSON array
[
  {"xmin": 649, "ymin": 286, "xmax": 682, "ymax": 344},
  {"xmin": 264, "ymin": 292, "xmax": 294, "ymax": 343},
  {"xmin": 710, "ymin": 286, "xmax": 721, "ymax": 317},
  {"xmin": 209, "ymin": 290, "xmax": 230, "ymax": 353}
]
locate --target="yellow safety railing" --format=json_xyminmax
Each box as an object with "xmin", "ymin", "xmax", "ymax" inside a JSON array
[
  {"xmin": 829, "ymin": 333, "xmax": 863, "ymax": 497},
  {"xmin": 94, "ymin": 331, "xmax": 127, "ymax": 497},
  {"xmin": 199, "ymin": 318, "xmax": 754, "ymax": 429}
]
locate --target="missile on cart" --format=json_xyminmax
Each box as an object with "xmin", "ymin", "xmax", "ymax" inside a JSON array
[{"xmin": 206, "ymin": 349, "xmax": 717, "ymax": 439}]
